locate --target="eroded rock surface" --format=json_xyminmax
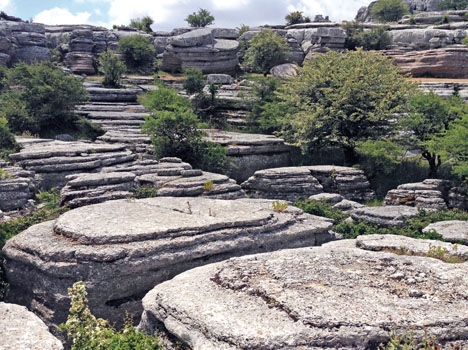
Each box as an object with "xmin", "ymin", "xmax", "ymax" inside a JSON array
[
  {"xmin": 139, "ymin": 234, "xmax": 468, "ymax": 350},
  {"xmin": 3, "ymin": 197, "xmax": 333, "ymax": 328},
  {"xmin": 351, "ymin": 205, "xmax": 420, "ymax": 227},
  {"xmin": 385, "ymin": 179, "xmax": 448, "ymax": 210},
  {"xmin": 0, "ymin": 302, "xmax": 63, "ymax": 350},
  {"xmin": 423, "ymin": 220, "xmax": 468, "ymax": 243}
]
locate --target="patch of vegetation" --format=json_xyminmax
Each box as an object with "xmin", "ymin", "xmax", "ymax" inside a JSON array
[
  {"xmin": 437, "ymin": 0, "xmax": 468, "ymax": 10},
  {"xmin": 379, "ymin": 327, "xmax": 440, "ymax": 349},
  {"xmin": 343, "ymin": 21, "xmax": 391, "ymax": 50},
  {"xmin": 0, "ymin": 117, "xmax": 20, "ymax": 159},
  {"xmin": 294, "ymin": 199, "xmax": 348, "ymax": 222},
  {"xmin": 185, "ymin": 8, "xmax": 215, "ymax": 27},
  {"xmin": 272, "ymin": 200, "xmax": 288, "ymax": 213},
  {"xmin": 203, "ymin": 180, "xmax": 215, "ymax": 192},
  {"xmin": 60, "ymin": 281, "xmax": 162, "ymax": 350},
  {"xmin": 0, "ymin": 61, "xmax": 97, "ymax": 139},
  {"xmin": 244, "ymin": 29, "xmax": 290, "ymax": 76},
  {"xmin": 129, "ymin": 16, "xmax": 154, "ymax": 33},
  {"xmin": 237, "ymin": 24, "xmax": 250, "ymax": 36},
  {"xmin": 118, "ymin": 35, "xmax": 155, "ymax": 74},
  {"xmin": 98, "ymin": 49, "xmax": 126, "ymax": 88},
  {"xmin": 285, "ymin": 11, "xmax": 311, "ymax": 26},
  {"xmin": 132, "ymin": 185, "xmax": 157, "ymax": 199},
  {"xmin": 370, "ymin": 0, "xmax": 410, "ymax": 23}
]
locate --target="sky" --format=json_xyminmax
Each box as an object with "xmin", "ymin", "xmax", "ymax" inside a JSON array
[{"xmin": 0, "ymin": 0, "xmax": 371, "ymax": 31}]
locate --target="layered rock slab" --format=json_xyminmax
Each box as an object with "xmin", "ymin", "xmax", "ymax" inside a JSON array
[
  {"xmin": 0, "ymin": 302, "xmax": 63, "ymax": 350},
  {"xmin": 2, "ymin": 197, "xmax": 333, "ymax": 328},
  {"xmin": 140, "ymin": 235, "xmax": 468, "ymax": 350}
]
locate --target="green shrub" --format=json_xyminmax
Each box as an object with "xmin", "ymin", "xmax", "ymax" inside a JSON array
[
  {"xmin": 0, "ymin": 62, "xmax": 89, "ymax": 138},
  {"xmin": 129, "ymin": 16, "xmax": 154, "ymax": 33},
  {"xmin": 294, "ymin": 200, "xmax": 348, "ymax": 222},
  {"xmin": 185, "ymin": 8, "xmax": 215, "ymax": 27},
  {"xmin": 343, "ymin": 22, "xmax": 391, "ymax": 50},
  {"xmin": 0, "ymin": 117, "xmax": 19, "ymax": 157},
  {"xmin": 437, "ymin": 0, "xmax": 468, "ymax": 10},
  {"xmin": 98, "ymin": 49, "xmax": 126, "ymax": 88},
  {"xmin": 285, "ymin": 11, "xmax": 311, "ymax": 26},
  {"xmin": 132, "ymin": 185, "xmax": 157, "ymax": 199},
  {"xmin": 183, "ymin": 68, "xmax": 205, "ymax": 95},
  {"xmin": 118, "ymin": 35, "xmax": 155, "ymax": 74},
  {"xmin": 370, "ymin": 0, "xmax": 409, "ymax": 22},
  {"xmin": 60, "ymin": 281, "xmax": 162, "ymax": 350},
  {"xmin": 237, "ymin": 24, "xmax": 250, "ymax": 36}
]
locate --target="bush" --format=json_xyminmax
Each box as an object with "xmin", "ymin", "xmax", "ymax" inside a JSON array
[
  {"xmin": 371, "ymin": 0, "xmax": 409, "ymax": 22},
  {"xmin": 118, "ymin": 35, "xmax": 155, "ymax": 74},
  {"xmin": 183, "ymin": 68, "xmax": 205, "ymax": 95},
  {"xmin": 185, "ymin": 8, "xmax": 215, "ymax": 27},
  {"xmin": 60, "ymin": 281, "xmax": 162, "ymax": 350},
  {"xmin": 438, "ymin": 0, "xmax": 468, "ymax": 10},
  {"xmin": 244, "ymin": 30, "xmax": 290, "ymax": 76},
  {"xmin": 98, "ymin": 49, "xmax": 126, "ymax": 88},
  {"xmin": 285, "ymin": 11, "xmax": 311, "ymax": 26},
  {"xmin": 0, "ymin": 62, "xmax": 88, "ymax": 137},
  {"xmin": 129, "ymin": 16, "xmax": 154, "ymax": 33},
  {"xmin": 0, "ymin": 117, "xmax": 19, "ymax": 157},
  {"xmin": 343, "ymin": 22, "xmax": 391, "ymax": 50}
]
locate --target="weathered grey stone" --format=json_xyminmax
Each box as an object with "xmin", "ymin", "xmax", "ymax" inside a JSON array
[
  {"xmin": 139, "ymin": 234, "xmax": 468, "ymax": 349},
  {"xmin": 385, "ymin": 179, "xmax": 448, "ymax": 210},
  {"xmin": 170, "ymin": 28, "xmax": 214, "ymax": 47},
  {"xmin": 352, "ymin": 205, "xmax": 420, "ymax": 227},
  {"xmin": 3, "ymin": 197, "xmax": 334, "ymax": 328},
  {"xmin": 204, "ymin": 130, "xmax": 292, "ymax": 182},
  {"xmin": 332, "ymin": 199, "xmax": 365, "ymax": 213},
  {"xmin": 270, "ymin": 63, "xmax": 298, "ymax": 79},
  {"xmin": 0, "ymin": 302, "xmax": 63, "ymax": 350},
  {"xmin": 308, "ymin": 192, "xmax": 343, "ymax": 203},
  {"xmin": 423, "ymin": 220, "xmax": 468, "ymax": 243},
  {"xmin": 206, "ymin": 74, "xmax": 234, "ymax": 85}
]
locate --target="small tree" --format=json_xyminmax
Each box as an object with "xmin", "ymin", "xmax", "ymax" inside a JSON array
[
  {"xmin": 183, "ymin": 68, "xmax": 205, "ymax": 95},
  {"xmin": 98, "ymin": 49, "xmax": 126, "ymax": 88},
  {"xmin": 285, "ymin": 11, "xmax": 311, "ymax": 26},
  {"xmin": 244, "ymin": 29, "xmax": 290, "ymax": 76},
  {"xmin": 276, "ymin": 49, "xmax": 416, "ymax": 165},
  {"xmin": 118, "ymin": 35, "xmax": 155, "ymax": 74},
  {"xmin": 343, "ymin": 21, "xmax": 391, "ymax": 50},
  {"xmin": 129, "ymin": 16, "xmax": 154, "ymax": 33},
  {"xmin": 185, "ymin": 8, "xmax": 215, "ymax": 27},
  {"xmin": 371, "ymin": 0, "xmax": 409, "ymax": 23},
  {"xmin": 0, "ymin": 117, "xmax": 19, "ymax": 157},
  {"xmin": 0, "ymin": 62, "xmax": 88, "ymax": 137}
]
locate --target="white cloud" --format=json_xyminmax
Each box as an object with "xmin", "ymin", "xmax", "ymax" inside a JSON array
[
  {"xmin": 0, "ymin": 0, "xmax": 15, "ymax": 14},
  {"xmin": 34, "ymin": 7, "xmax": 92, "ymax": 25}
]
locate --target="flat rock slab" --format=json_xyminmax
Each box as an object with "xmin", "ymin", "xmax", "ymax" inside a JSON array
[
  {"xmin": 424, "ymin": 220, "xmax": 468, "ymax": 243},
  {"xmin": 351, "ymin": 205, "xmax": 420, "ymax": 227},
  {"xmin": 3, "ymin": 197, "xmax": 333, "ymax": 328},
  {"xmin": 0, "ymin": 302, "xmax": 63, "ymax": 350},
  {"xmin": 140, "ymin": 234, "xmax": 468, "ymax": 349}
]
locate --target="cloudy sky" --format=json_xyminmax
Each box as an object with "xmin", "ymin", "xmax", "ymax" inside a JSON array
[{"xmin": 1, "ymin": 0, "xmax": 370, "ymax": 31}]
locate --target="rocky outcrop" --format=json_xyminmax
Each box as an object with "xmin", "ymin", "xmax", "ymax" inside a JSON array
[
  {"xmin": 0, "ymin": 20, "xmax": 49, "ymax": 65},
  {"xmin": 242, "ymin": 165, "xmax": 375, "ymax": 202},
  {"xmin": 423, "ymin": 220, "xmax": 468, "ymax": 243},
  {"xmin": 0, "ymin": 166, "xmax": 36, "ymax": 212},
  {"xmin": 385, "ymin": 46, "xmax": 468, "ymax": 78},
  {"xmin": 351, "ymin": 205, "xmax": 420, "ymax": 226},
  {"xmin": 0, "ymin": 302, "xmax": 63, "ymax": 350},
  {"xmin": 388, "ymin": 28, "xmax": 466, "ymax": 50},
  {"xmin": 204, "ymin": 130, "xmax": 292, "ymax": 182},
  {"xmin": 60, "ymin": 158, "xmax": 246, "ymax": 208},
  {"xmin": 418, "ymin": 81, "xmax": 468, "ymax": 101},
  {"xmin": 2, "ymin": 197, "xmax": 334, "ymax": 328},
  {"xmin": 139, "ymin": 234, "xmax": 468, "ymax": 350},
  {"xmin": 9, "ymin": 138, "xmax": 136, "ymax": 190},
  {"xmin": 385, "ymin": 178, "xmax": 449, "ymax": 210},
  {"xmin": 160, "ymin": 28, "xmax": 240, "ymax": 74}
]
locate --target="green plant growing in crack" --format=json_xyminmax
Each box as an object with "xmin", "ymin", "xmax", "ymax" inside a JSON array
[
  {"xmin": 272, "ymin": 200, "xmax": 288, "ymax": 213},
  {"xmin": 203, "ymin": 180, "xmax": 215, "ymax": 192}
]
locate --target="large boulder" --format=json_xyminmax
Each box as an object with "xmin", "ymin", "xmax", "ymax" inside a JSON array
[
  {"xmin": 388, "ymin": 28, "xmax": 465, "ymax": 50},
  {"xmin": 0, "ymin": 302, "xmax": 63, "ymax": 350},
  {"xmin": 351, "ymin": 205, "xmax": 420, "ymax": 227},
  {"xmin": 423, "ymin": 220, "xmax": 468, "ymax": 243},
  {"xmin": 3, "ymin": 197, "xmax": 334, "ymax": 328},
  {"xmin": 139, "ymin": 234, "xmax": 468, "ymax": 349}
]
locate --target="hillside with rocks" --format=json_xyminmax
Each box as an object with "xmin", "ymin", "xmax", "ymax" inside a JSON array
[{"xmin": 2, "ymin": 1, "xmax": 468, "ymax": 348}]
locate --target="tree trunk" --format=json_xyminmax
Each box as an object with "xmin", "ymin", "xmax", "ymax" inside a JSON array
[
  {"xmin": 343, "ymin": 146, "xmax": 358, "ymax": 166},
  {"xmin": 422, "ymin": 150, "xmax": 441, "ymax": 178}
]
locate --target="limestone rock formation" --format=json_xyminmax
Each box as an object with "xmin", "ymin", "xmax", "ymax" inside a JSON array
[
  {"xmin": 9, "ymin": 139, "xmax": 136, "ymax": 190},
  {"xmin": 388, "ymin": 28, "xmax": 466, "ymax": 50},
  {"xmin": 351, "ymin": 205, "xmax": 420, "ymax": 226},
  {"xmin": 242, "ymin": 165, "xmax": 375, "ymax": 202},
  {"xmin": 160, "ymin": 28, "xmax": 240, "ymax": 74},
  {"xmin": 0, "ymin": 302, "xmax": 63, "ymax": 350},
  {"xmin": 139, "ymin": 234, "xmax": 468, "ymax": 349},
  {"xmin": 3, "ymin": 197, "xmax": 334, "ymax": 328},
  {"xmin": 204, "ymin": 130, "xmax": 292, "ymax": 182},
  {"xmin": 385, "ymin": 179, "xmax": 448, "ymax": 210},
  {"xmin": 0, "ymin": 165, "xmax": 36, "ymax": 212},
  {"xmin": 423, "ymin": 220, "xmax": 468, "ymax": 243}
]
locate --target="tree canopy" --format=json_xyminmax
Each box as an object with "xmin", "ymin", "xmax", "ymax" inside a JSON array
[
  {"xmin": 275, "ymin": 49, "xmax": 416, "ymax": 165},
  {"xmin": 285, "ymin": 11, "xmax": 311, "ymax": 26},
  {"xmin": 185, "ymin": 8, "xmax": 215, "ymax": 27},
  {"xmin": 118, "ymin": 35, "xmax": 155, "ymax": 74},
  {"xmin": 129, "ymin": 16, "xmax": 154, "ymax": 33},
  {"xmin": 244, "ymin": 29, "xmax": 290, "ymax": 76},
  {"xmin": 370, "ymin": 0, "xmax": 409, "ymax": 23},
  {"xmin": 438, "ymin": 0, "xmax": 468, "ymax": 10}
]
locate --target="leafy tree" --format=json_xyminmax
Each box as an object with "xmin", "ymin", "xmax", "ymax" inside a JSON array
[
  {"xmin": 140, "ymin": 87, "xmax": 227, "ymax": 173},
  {"xmin": 237, "ymin": 24, "xmax": 250, "ymax": 36},
  {"xmin": 183, "ymin": 68, "xmax": 205, "ymax": 95},
  {"xmin": 276, "ymin": 49, "xmax": 416, "ymax": 165},
  {"xmin": 129, "ymin": 16, "xmax": 154, "ymax": 33},
  {"xmin": 185, "ymin": 8, "xmax": 215, "ymax": 27},
  {"xmin": 244, "ymin": 29, "xmax": 290, "ymax": 76},
  {"xmin": 399, "ymin": 91, "xmax": 467, "ymax": 178},
  {"xmin": 438, "ymin": 0, "xmax": 468, "ymax": 10},
  {"xmin": 370, "ymin": 0, "xmax": 409, "ymax": 23},
  {"xmin": 426, "ymin": 113, "xmax": 468, "ymax": 185},
  {"xmin": 343, "ymin": 21, "xmax": 391, "ymax": 50},
  {"xmin": 285, "ymin": 11, "xmax": 311, "ymax": 26},
  {"xmin": 118, "ymin": 35, "xmax": 155, "ymax": 73},
  {"xmin": 98, "ymin": 49, "xmax": 126, "ymax": 88},
  {"xmin": 0, "ymin": 62, "xmax": 88, "ymax": 137},
  {"xmin": 0, "ymin": 117, "xmax": 19, "ymax": 157}
]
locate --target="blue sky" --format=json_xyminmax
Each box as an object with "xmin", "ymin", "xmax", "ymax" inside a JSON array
[{"xmin": 1, "ymin": 0, "xmax": 370, "ymax": 31}]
